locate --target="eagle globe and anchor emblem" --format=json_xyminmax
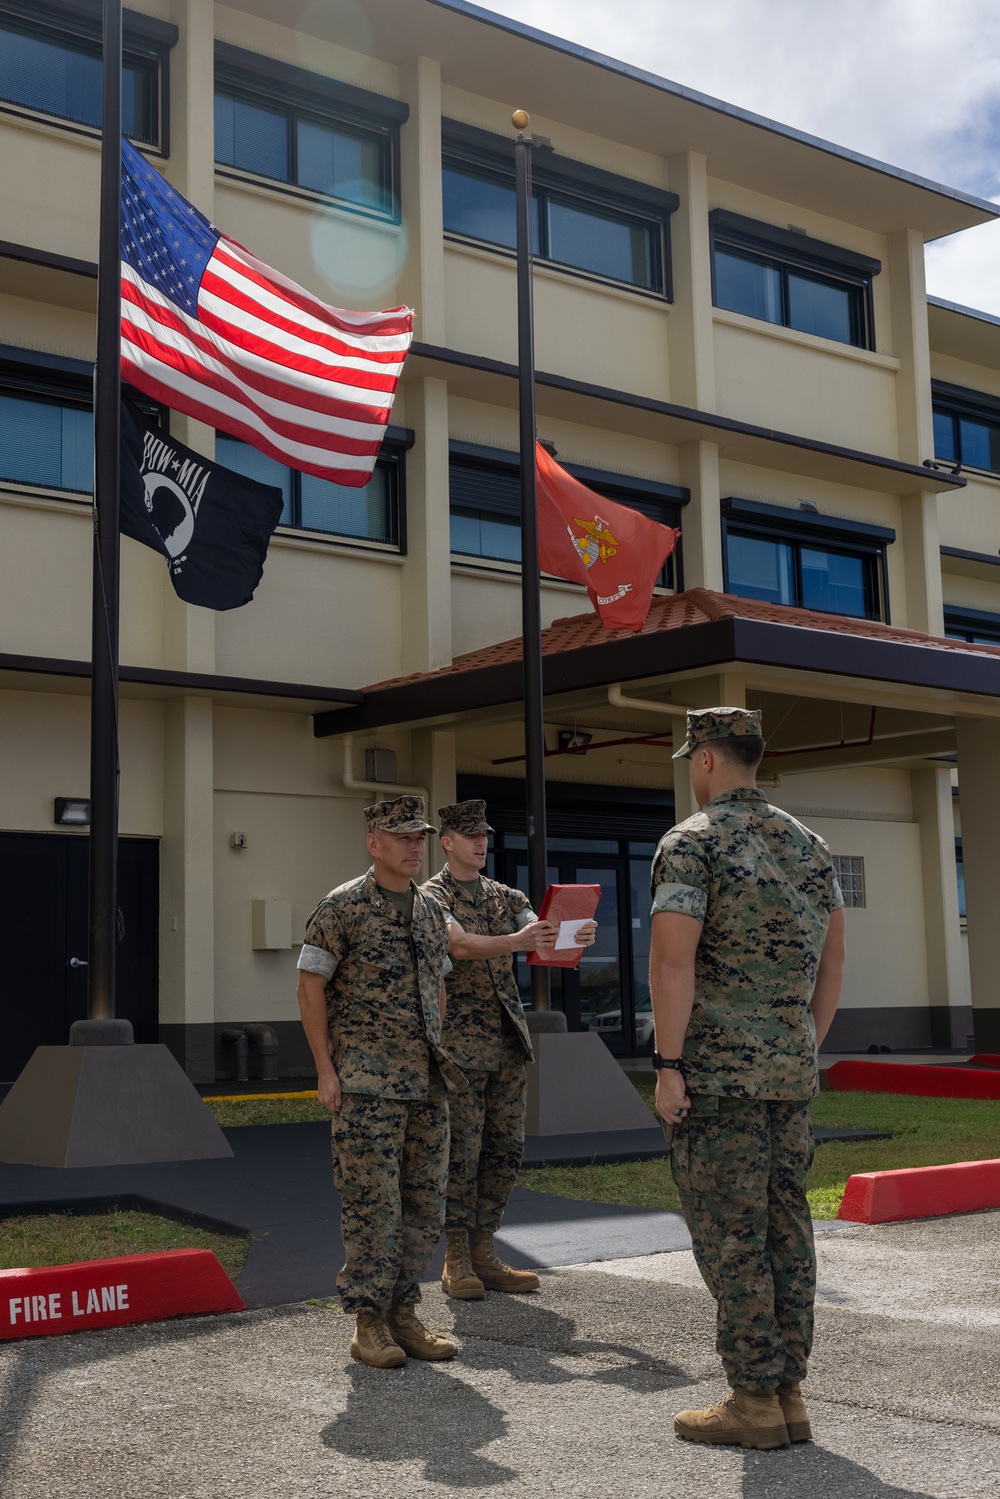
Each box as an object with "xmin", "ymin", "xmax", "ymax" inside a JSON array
[{"xmin": 567, "ymin": 514, "xmax": 635, "ymax": 608}]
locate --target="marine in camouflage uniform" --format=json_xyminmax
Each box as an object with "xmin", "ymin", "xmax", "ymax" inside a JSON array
[
  {"xmin": 422, "ymin": 800, "xmax": 551, "ymax": 1297},
  {"xmin": 650, "ymin": 707, "xmax": 845, "ymax": 1448},
  {"xmin": 296, "ymin": 795, "xmax": 467, "ymax": 1368}
]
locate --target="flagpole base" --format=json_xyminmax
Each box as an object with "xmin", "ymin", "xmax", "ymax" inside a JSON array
[{"xmin": 69, "ymin": 1018, "xmax": 134, "ymax": 1046}]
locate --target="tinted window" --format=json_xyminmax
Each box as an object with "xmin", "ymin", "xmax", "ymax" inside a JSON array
[
  {"xmin": 726, "ymin": 526, "xmax": 881, "ymax": 620},
  {"xmin": 0, "ymin": 392, "xmax": 92, "ymax": 492},
  {"xmin": 786, "ymin": 271, "xmax": 853, "ymax": 344},
  {"xmin": 715, "ymin": 250, "xmax": 781, "ymax": 325},
  {"xmin": 216, "ymin": 434, "xmax": 398, "ymax": 544},
  {"xmin": 443, "ymin": 156, "xmax": 663, "ymax": 294},
  {"xmin": 726, "ymin": 533, "xmax": 795, "ymax": 605},
  {"xmin": 0, "ymin": 18, "xmax": 158, "ymax": 143},
  {"xmin": 215, "ymin": 88, "xmax": 393, "ymax": 216},
  {"xmin": 713, "ymin": 237, "xmax": 869, "ymax": 348},
  {"xmin": 800, "ymin": 547, "xmax": 868, "ymax": 617}
]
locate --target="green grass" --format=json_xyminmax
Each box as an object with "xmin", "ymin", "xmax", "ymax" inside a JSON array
[
  {"xmin": 205, "ymin": 1095, "xmax": 329, "ymax": 1127},
  {"xmin": 0, "ymin": 1209, "xmax": 250, "ymax": 1280},
  {"xmin": 520, "ymin": 1083, "xmax": 1000, "ymax": 1220}
]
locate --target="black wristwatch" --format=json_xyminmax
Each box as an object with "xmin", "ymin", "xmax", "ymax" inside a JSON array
[{"xmin": 652, "ymin": 1051, "xmax": 684, "ymax": 1072}]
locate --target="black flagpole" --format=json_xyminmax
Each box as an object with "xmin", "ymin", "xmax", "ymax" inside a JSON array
[
  {"xmin": 85, "ymin": 0, "xmax": 125, "ymax": 1034},
  {"xmin": 512, "ymin": 110, "xmax": 550, "ymax": 1012}
]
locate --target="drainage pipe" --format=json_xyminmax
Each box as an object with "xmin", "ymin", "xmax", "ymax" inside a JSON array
[
  {"xmin": 244, "ymin": 1022, "xmax": 279, "ymax": 1082},
  {"xmin": 219, "ymin": 1027, "xmax": 249, "ymax": 1084},
  {"xmin": 607, "ymin": 684, "xmax": 692, "ymax": 719},
  {"xmin": 341, "ymin": 734, "xmax": 429, "ymax": 805}
]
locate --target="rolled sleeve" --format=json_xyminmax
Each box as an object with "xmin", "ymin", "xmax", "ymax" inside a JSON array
[
  {"xmin": 514, "ymin": 907, "xmax": 537, "ymax": 931},
  {"xmin": 829, "ymin": 875, "xmax": 846, "ymax": 912},
  {"xmin": 650, "ymin": 882, "xmax": 708, "ymax": 921},
  {"xmin": 297, "ymin": 943, "xmax": 337, "ymax": 979}
]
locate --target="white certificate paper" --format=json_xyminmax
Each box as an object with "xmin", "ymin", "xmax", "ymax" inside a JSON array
[{"xmin": 554, "ymin": 918, "xmax": 590, "ymax": 950}]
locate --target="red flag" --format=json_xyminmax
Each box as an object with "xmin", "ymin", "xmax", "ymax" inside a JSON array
[{"xmin": 535, "ymin": 443, "xmax": 680, "ymax": 631}]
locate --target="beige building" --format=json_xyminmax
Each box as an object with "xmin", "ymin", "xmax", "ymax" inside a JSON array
[{"xmin": 3, "ymin": 0, "xmax": 1000, "ymax": 1083}]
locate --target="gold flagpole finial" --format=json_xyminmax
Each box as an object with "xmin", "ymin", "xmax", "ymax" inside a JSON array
[{"xmin": 511, "ymin": 109, "xmax": 530, "ymax": 132}]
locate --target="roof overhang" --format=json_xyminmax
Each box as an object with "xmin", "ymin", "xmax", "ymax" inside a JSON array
[
  {"xmin": 234, "ymin": 0, "xmax": 998, "ymax": 241},
  {"xmin": 314, "ymin": 616, "xmax": 1000, "ymax": 736}
]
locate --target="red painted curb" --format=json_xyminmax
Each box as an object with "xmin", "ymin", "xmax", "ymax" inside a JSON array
[
  {"xmin": 838, "ymin": 1157, "xmax": 1000, "ymax": 1223},
  {"xmin": 971, "ymin": 1054, "xmax": 1000, "ymax": 1070},
  {"xmin": 827, "ymin": 1060, "xmax": 1000, "ymax": 1100},
  {"xmin": 0, "ymin": 1249, "xmax": 244, "ymax": 1340}
]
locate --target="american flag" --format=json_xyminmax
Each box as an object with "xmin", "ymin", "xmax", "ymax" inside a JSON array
[{"xmin": 119, "ymin": 139, "xmax": 413, "ymax": 486}]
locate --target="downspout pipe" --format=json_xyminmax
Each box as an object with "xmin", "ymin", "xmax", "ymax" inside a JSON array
[
  {"xmin": 244, "ymin": 1022, "xmax": 279, "ymax": 1082},
  {"xmin": 607, "ymin": 684, "xmax": 692, "ymax": 719},
  {"xmin": 220, "ymin": 1027, "xmax": 249, "ymax": 1084},
  {"xmin": 341, "ymin": 733, "xmax": 429, "ymax": 805}
]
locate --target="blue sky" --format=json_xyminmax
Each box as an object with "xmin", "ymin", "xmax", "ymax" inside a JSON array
[{"xmin": 483, "ymin": 0, "xmax": 1000, "ymax": 315}]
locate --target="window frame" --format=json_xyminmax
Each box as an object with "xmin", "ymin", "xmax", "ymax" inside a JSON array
[
  {"xmin": 943, "ymin": 606, "xmax": 1000, "ymax": 646},
  {"xmin": 216, "ymin": 426, "xmax": 413, "ymax": 554},
  {"xmin": 931, "ymin": 380, "xmax": 1000, "ymax": 477},
  {"xmin": 832, "ymin": 855, "xmax": 866, "ymax": 909},
  {"xmin": 449, "ymin": 440, "xmax": 688, "ymax": 588},
  {"xmin": 214, "ymin": 42, "xmax": 407, "ymax": 223},
  {"xmin": 0, "ymin": 0, "xmax": 175, "ymax": 152},
  {"xmin": 709, "ymin": 209, "xmax": 879, "ymax": 351},
  {"xmin": 721, "ymin": 496, "xmax": 893, "ymax": 623},
  {"xmin": 442, "ymin": 119, "xmax": 678, "ymax": 300},
  {"xmin": 0, "ymin": 344, "xmax": 162, "ymax": 499}
]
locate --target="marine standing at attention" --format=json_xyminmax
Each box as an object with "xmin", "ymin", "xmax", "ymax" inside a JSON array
[
  {"xmin": 422, "ymin": 800, "xmax": 597, "ymax": 1299},
  {"xmin": 296, "ymin": 795, "xmax": 466, "ymax": 1370},
  {"xmin": 648, "ymin": 708, "xmax": 847, "ymax": 1450}
]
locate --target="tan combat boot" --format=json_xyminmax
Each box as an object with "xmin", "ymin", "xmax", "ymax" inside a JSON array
[
  {"xmin": 777, "ymin": 1383, "xmax": 812, "ymax": 1443},
  {"xmin": 674, "ymin": 1388, "xmax": 790, "ymax": 1450},
  {"xmin": 385, "ymin": 1303, "xmax": 458, "ymax": 1361},
  {"xmin": 442, "ymin": 1228, "xmax": 486, "ymax": 1300},
  {"xmin": 349, "ymin": 1310, "xmax": 406, "ymax": 1369},
  {"xmin": 469, "ymin": 1229, "xmax": 540, "ymax": 1293}
]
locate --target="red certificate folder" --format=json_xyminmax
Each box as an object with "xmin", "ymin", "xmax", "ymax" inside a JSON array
[{"xmin": 526, "ymin": 883, "xmax": 601, "ymax": 969}]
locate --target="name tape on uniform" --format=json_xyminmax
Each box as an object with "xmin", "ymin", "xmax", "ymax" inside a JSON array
[{"xmin": 0, "ymin": 1248, "xmax": 244, "ymax": 1341}]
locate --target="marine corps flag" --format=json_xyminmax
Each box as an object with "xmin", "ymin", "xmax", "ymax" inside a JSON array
[
  {"xmin": 535, "ymin": 442, "xmax": 680, "ymax": 631},
  {"xmin": 120, "ymin": 402, "xmax": 284, "ymax": 610}
]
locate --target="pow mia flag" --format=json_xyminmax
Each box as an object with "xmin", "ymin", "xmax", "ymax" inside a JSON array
[{"xmin": 120, "ymin": 402, "xmax": 284, "ymax": 610}]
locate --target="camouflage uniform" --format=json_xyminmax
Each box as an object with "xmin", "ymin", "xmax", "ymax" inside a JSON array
[
  {"xmin": 422, "ymin": 801, "xmax": 535, "ymax": 1234},
  {"xmin": 297, "ymin": 797, "xmax": 465, "ymax": 1316},
  {"xmin": 653, "ymin": 708, "xmax": 844, "ymax": 1394}
]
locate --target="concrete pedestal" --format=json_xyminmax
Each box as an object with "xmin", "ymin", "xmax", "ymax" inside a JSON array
[
  {"xmin": 0, "ymin": 1045, "xmax": 233, "ymax": 1167},
  {"xmin": 524, "ymin": 1031, "xmax": 656, "ymax": 1136}
]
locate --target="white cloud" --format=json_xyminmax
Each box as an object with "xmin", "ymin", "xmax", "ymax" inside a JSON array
[{"xmin": 482, "ymin": 0, "xmax": 1000, "ymax": 310}]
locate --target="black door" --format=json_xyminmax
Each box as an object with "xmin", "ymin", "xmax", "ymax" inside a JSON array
[
  {"xmin": 0, "ymin": 833, "xmax": 159, "ymax": 1083},
  {"xmin": 498, "ymin": 841, "xmax": 654, "ymax": 1057}
]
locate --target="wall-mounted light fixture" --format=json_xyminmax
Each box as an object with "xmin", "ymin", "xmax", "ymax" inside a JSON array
[
  {"xmin": 558, "ymin": 729, "xmax": 593, "ymax": 753},
  {"xmin": 54, "ymin": 797, "xmax": 90, "ymax": 826},
  {"xmin": 796, "ymin": 498, "xmax": 819, "ymax": 514}
]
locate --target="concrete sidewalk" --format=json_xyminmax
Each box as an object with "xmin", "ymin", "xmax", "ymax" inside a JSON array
[{"xmin": 0, "ymin": 1211, "xmax": 997, "ymax": 1498}]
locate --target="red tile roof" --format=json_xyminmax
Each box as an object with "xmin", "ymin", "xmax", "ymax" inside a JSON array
[{"xmin": 365, "ymin": 588, "xmax": 1000, "ymax": 692}]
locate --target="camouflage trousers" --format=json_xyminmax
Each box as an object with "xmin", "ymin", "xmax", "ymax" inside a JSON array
[
  {"xmin": 331, "ymin": 1086, "xmax": 449, "ymax": 1314},
  {"xmin": 445, "ymin": 1036, "xmax": 526, "ymax": 1233},
  {"xmin": 670, "ymin": 1096, "xmax": 816, "ymax": 1394}
]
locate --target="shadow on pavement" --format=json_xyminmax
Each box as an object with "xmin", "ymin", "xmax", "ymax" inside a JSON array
[
  {"xmin": 449, "ymin": 1292, "xmax": 698, "ymax": 1390},
  {"xmin": 320, "ymin": 1363, "xmax": 516, "ymax": 1487},
  {"xmin": 742, "ymin": 1444, "xmax": 934, "ymax": 1498}
]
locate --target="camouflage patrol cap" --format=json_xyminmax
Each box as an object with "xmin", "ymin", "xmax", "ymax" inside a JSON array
[
  {"xmin": 363, "ymin": 794, "xmax": 437, "ymax": 835},
  {"xmin": 672, "ymin": 706, "xmax": 764, "ymax": 760},
  {"xmin": 437, "ymin": 799, "xmax": 494, "ymax": 836}
]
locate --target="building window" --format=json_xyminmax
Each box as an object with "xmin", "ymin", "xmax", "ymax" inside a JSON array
[
  {"xmin": 722, "ymin": 497, "xmax": 892, "ymax": 622},
  {"xmin": 442, "ymin": 121, "xmax": 677, "ymax": 296},
  {"xmin": 449, "ymin": 442, "xmax": 686, "ymax": 586},
  {"xmin": 710, "ymin": 210, "xmax": 879, "ymax": 350},
  {"xmin": 0, "ymin": 7, "xmax": 170, "ymax": 146},
  {"xmin": 955, "ymin": 839, "xmax": 966, "ymax": 920},
  {"xmin": 833, "ymin": 855, "xmax": 866, "ymax": 909},
  {"xmin": 214, "ymin": 44, "xmax": 405, "ymax": 219},
  {"xmin": 944, "ymin": 607, "xmax": 1000, "ymax": 646},
  {"xmin": 215, "ymin": 433, "xmax": 407, "ymax": 547},
  {"xmin": 0, "ymin": 386, "xmax": 91, "ymax": 493},
  {"xmin": 932, "ymin": 382, "xmax": 1000, "ymax": 475}
]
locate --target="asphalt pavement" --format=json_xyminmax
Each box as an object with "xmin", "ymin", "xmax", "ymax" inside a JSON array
[{"xmin": 0, "ymin": 1210, "xmax": 996, "ymax": 1498}]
